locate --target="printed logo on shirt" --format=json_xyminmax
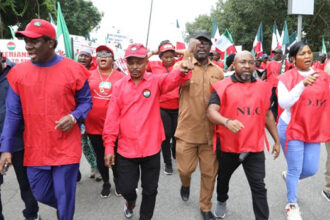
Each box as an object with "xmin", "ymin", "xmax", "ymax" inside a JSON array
[
  {"xmin": 237, "ymin": 106, "xmax": 261, "ymax": 116},
  {"xmin": 143, "ymin": 89, "xmax": 151, "ymax": 98}
]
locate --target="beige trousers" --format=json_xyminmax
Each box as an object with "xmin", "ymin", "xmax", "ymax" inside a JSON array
[{"xmin": 176, "ymin": 139, "xmax": 218, "ymax": 211}]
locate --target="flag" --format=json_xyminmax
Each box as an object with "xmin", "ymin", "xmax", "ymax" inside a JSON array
[
  {"xmin": 252, "ymin": 23, "xmax": 263, "ymax": 58},
  {"xmin": 215, "ymin": 29, "xmax": 236, "ymax": 67},
  {"xmin": 175, "ymin": 19, "xmax": 186, "ymax": 50},
  {"xmin": 49, "ymin": 13, "xmax": 56, "ymax": 26},
  {"xmin": 280, "ymin": 21, "xmax": 290, "ymax": 74},
  {"xmin": 56, "ymin": 2, "xmax": 73, "ymax": 59},
  {"xmin": 322, "ymin": 37, "xmax": 327, "ymax": 54},
  {"xmin": 211, "ymin": 16, "xmax": 220, "ymax": 43},
  {"xmin": 8, "ymin": 26, "xmax": 16, "ymax": 39},
  {"xmin": 270, "ymin": 22, "xmax": 280, "ymax": 57},
  {"xmin": 287, "ymin": 31, "xmax": 297, "ymax": 50}
]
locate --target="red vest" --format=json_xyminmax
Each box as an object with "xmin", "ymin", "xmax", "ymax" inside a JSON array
[
  {"xmin": 279, "ymin": 68, "xmax": 330, "ymax": 150},
  {"xmin": 212, "ymin": 77, "xmax": 271, "ymax": 153},
  {"xmin": 7, "ymin": 58, "xmax": 89, "ymax": 166}
]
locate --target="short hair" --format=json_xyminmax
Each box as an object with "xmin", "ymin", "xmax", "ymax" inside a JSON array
[
  {"xmin": 42, "ymin": 36, "xmax": 58, "ymax": 49},
  {"xmin": 226, "ymin": 53, "xmax": 236, "ymax": 68},
  {"xmin": 289, "ymin": 41, "xmax": 307, "ymax": 58}
]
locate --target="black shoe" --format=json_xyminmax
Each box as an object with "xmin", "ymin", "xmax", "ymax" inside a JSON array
[
  {"xmin": 200, "ymin": 210, "xmax": 216, "ymax": 220},
  {"xmin": 180, "ymin": 186, "xmax": 190, "ymax": 201},
  {"xmin": 164, "ymin": 164, "xmax": 173, "ymax": 175},
  {"xmin": 77, "ymin": 170, "xmax": 81, "ymax": 182},
  {"xmin": 100, "ymin": 182, "xmax": 111, "ymax": 198}
]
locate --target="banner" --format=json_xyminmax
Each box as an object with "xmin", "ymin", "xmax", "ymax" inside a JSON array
[{"xmin": 0, "ymin": 40, "xmax": 30, "ymax": 63}]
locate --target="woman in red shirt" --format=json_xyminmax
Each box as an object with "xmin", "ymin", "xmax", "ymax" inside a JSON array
[
  {"xmin": 147, "ymin": 41, "xmax": 178, "ymax": 175},
  {"xmin": 85, "ymin": 45, "xmax": 125, "ymax": 198}
]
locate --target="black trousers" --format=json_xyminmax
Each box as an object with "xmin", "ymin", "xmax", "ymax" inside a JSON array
[
  {"xmin": 270, "ymin": 87, "xmax": 278, "ymax": 120},
  {"xmin": 0, "ymin": 150, "xmax": 39, "ymax": 219},
  {"xmin": 87, "ymin": 134, "xmax": 118, "ymax": 185},
  {"xmin": 160, "ymin": 108, "xmax": 178, "ymax": 165},
  {"xmin": 117, "ymin": 153, "xmax": 160, "ymax": 220},
  {"xmin": 217, "ymin": 151, "xmax": 269, "ymax": 220}
]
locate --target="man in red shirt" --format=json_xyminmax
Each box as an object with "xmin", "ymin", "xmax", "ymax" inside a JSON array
[
  {"xmin": 103, "ymin": 43, "xmax": 193, "ymax": 219},
  {"xmin": 313, "ymin": 53, "xmax": 328, "ymax": 71},
  {"xmin": 207, "ymin": 51, "xmax": 280, "ymax": 220},
  {"xmin": 0, "ymin": 19, "xmax": 92, "ymax": 220}
]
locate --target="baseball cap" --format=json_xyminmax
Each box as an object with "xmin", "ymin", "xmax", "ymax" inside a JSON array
[
  {"xmin": 124, "ymin": 43, "xmax": 148, "ymax": 59},
  {"xmin": 96, "ymin": 45, "xmax": 114, "ymax": 56},
  {"xmin": 272, "ymin": 48, "xmax": 283, "ymax": 54},
  {"xmin": 159, "ymin": 43, "xmax": 175, "ymax": 53},
  {"xmin": 15, "ymin": 19, "xmax": 56, "ymax": 39},
  {"xmin": 193, "ymin": 30, "xmax": 212, "ymax": 44}
]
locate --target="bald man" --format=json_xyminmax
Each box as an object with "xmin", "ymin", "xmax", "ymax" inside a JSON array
[
  {"xmin": 207, "ymin": 51, "xmax": 280, "ymax": 219},
  {"xmin": 322, "ymin": 62, "xmax": 330, "ymax": 202}
]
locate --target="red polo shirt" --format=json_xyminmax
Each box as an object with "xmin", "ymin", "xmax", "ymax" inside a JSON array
[
  {"xmin": 85, "ymin": 69, "xmax": 125, "ymax": 134},
  {"xmin": 103, "ymin": 68, "xmax": 191, "ymax": 158},
  {"xmin": 147, "ymin": 61, "xmax": 179, "ymax": 109}
]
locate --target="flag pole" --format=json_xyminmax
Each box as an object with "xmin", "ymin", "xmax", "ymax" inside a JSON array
[{"xmin": 145, "ymin": 0, "xmax": 153, "ymax": 48}]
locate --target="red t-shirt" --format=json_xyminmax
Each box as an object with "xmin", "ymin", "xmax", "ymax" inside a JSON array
[
  {"xmin": 85, "ymin": 69, "xmax": 125, "ymax": 134},
  {"xmin": 212, "ymin": 60, "xmax": 225, "ymax": 69},
  {"xmin": 147, "ymin": 61, "xmax": 179, "ymax": 109},
  {"xmin": 103, "ymin": 69, "xmax": 191, "ymax": 158},
  {"xmin": 7, "ymin": 58, "xmax": 89, "ymax": 166}
]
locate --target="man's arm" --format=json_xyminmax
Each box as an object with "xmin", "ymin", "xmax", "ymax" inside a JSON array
[
  {"xmin": 265, "ymin": 109, "xmax": 280, "ymax": 159},
  {"xmin": 0, "ymin": 86, "xmax": 23, "ymax": 172},
  {"xmin": 103, "ymin": 85, "xmax": 121, "ymax": 168},
  {"xmin": 55, "ymin": 80, "xmax": 92, "ymax": 132}
]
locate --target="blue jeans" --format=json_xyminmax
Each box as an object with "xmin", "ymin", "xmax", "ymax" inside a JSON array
[{"xmin": 277, "ymin": 118, "xmax": 320, "ymax": 204}]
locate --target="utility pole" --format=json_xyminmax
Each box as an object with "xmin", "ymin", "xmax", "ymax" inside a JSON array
[{"xmin": 145, "ymin": 0, "xmax": 153, "ymax": 48}]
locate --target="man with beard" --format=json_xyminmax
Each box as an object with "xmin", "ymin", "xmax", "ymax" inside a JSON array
[
  {"xmin": 103, "ymin": 43, "xmax": 193, "ymax": 220},
  {"xmin": 174, "ymin": 30, "xmax": 224, "ymax": 220},
  {"xmin": 207, "ymin": 51, "xmax": 280, "ymax": 220},
  {"xmin": 0, "ymin": 19, "xmax": 92, "ymax": 220}
]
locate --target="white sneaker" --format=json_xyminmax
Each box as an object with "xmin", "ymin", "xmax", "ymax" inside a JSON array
[{"xmin": 285, "ymin": 204, "xmax": 302, "ymax": 220}]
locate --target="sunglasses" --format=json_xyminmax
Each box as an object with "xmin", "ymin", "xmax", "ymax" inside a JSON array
[{"xmin": 96, "ymin": 51, "xmax": 113, "ymax": 58}]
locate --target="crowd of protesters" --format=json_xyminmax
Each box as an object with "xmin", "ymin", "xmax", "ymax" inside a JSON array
[{"xmin": 0, "ymin": 18, "xmax": 329, "ymax": 220}]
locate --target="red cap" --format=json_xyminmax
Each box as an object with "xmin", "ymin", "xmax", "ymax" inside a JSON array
[
  {"xmin": 159, "ymin": 43, "xmax": 175, "ymax": 53},
  {"xmin": 15, "ymin": 19, "xmax": 56, "ymax": 39},
  {"xmin": 124, "ymin": 43, "xmax": 148, "ymax": 59},
  {"xmin": 96, "ymin": 45, "xmax": 114, "ymax": 56}
]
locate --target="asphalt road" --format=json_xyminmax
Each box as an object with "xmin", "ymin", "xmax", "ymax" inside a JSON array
[{"xmin": 1, "ymin": 136, "xmax": 330, "ymax": 220}]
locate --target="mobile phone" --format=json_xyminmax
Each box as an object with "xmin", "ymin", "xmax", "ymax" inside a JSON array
[
  {"xmin": 1, "ymin": 162, "xmax": 9, "ymax": 175},
  {"xmin": 239, "ymin": 152, "xmax": 249, "ymax": 163}
]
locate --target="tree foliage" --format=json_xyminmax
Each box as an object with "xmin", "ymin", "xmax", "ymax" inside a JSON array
[
  {"xmin": 185, "ymin": 0, "xmax": 330, "ymax": 53},
  {"xmin": 0, "ymin": 0, "xmax": 102, "ymax": 38}
]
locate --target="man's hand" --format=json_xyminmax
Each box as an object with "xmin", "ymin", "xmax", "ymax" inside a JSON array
[
  {"xmin": 188, "ymin": 39, "xmax": 200, "ymax": 54},
  {"xmin": 180, "ymin": 57, "xmax": 194, "ymax": 74},
  {"xmin": 271, "ymin": 142, "xmax": 281, "ymax": 160},
  {"xmin": 227, "ymin": 119, "xmax": 244, "ymax": 133},
  {"xmin": 55, "ymin": 114, "xmax": 76, "ymax": 132},
  {"xmin": 0, "ymin": 152, "xmax": 12, "ymax": 175},
  {"xmin": 104, "ymin": 154, "xmax": 115, "ymax": 168}
]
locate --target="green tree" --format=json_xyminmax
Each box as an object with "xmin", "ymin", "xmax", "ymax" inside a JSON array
[
  {"xmin": 185, "ymin": 0, "xmax": 330, "ymax": 53},
  {"xmin": 0, "ymin": 0, "xmax": 102, "ymax": 39}
]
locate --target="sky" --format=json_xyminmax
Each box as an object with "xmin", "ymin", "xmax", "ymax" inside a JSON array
[{"xmin": 91, "ymin": 0, "xmax": 217, "ymax": 50}]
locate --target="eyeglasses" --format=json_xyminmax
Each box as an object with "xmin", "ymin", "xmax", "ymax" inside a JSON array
[{"xmin": 96, "ymin": 51, "xmax": 113, "ymax": 58}]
